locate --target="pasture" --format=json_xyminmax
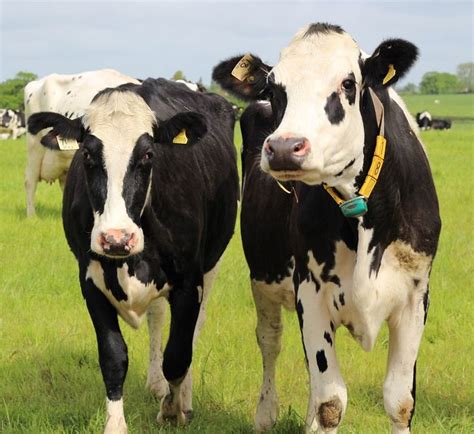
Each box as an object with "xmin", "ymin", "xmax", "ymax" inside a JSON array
[{"xmin": 1, "ymin": 94, "xmax": 473, "ymax": 433}]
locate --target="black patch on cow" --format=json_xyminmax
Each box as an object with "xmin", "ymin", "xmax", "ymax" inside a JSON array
[
  {"xmin": 333, "ymin": 296, "xmax": 339, "ymax": 311},
  {"xmin": 296, "ymin": 299, "xmax": 304, "ymax": 330},
  {"xmin": 409, "ymin": 362, "xmax": 417, "ymax": 428},
  {"xmin": 423, "ymin": 288, "xmax": 430, "ymax": 324},
  {"xmin": 82, "ymin": 137, "xmax": 107, "ymax": 214},
  {"xmin": 122, "ymin": 134, "xmax": 155, "ymax": 225},
  {"xmin": 413, "ymin": 278, "xmax": 420, "ymax": 287},
  {"xmin": 304, "ymin": 23, "xmax": 344, "ymax": 38},
  {"xmin": 101, "ymin": 261, "xmax": 128, "ymax": 301},
  {"xmin": 324, "ymin": 92, "xmax": 345, "ymax": 125},
  {"xmin": 324, "ymin": 331, "xmax": 333, "ymax": 346},
  {"xmin": 316, "ymin": 350, "xmax": 328, "ymax": 373},
  {"xmin": 338, "ymin": 292, "xmax": 345, "ymax": 306},
  {"xmin": 128, "ymin": 259, "xmax": 154, "ymax": 285},
  {"xmin": 67, "ymin": 90, "xmax": 72, "ymax": 95},
  {"xmin": 330, "ymin": 321, "xmax": 335, "ymax": 333},
  {"xmin": 310, "ymin": 271, "xmax": 321, "ymax": 292},
  {"xmin": 335, "ymin": 159, "xmax": 355, "ymax": 177}
]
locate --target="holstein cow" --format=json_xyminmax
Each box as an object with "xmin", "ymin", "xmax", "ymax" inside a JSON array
[
  {"xmin": 0, "ymin": 108, "xmax": 26, "ymax": 139},
  {"xmin": 416, "ymin": 111, "xmax": 452, "ymax": 130},
  {"xmin": 28, "ymin": 78, "xmax": 239, "ymax": 432},
  {"xmin": 24, "ymin": 69, "xmax": 140, "ymax": 217},
  {"xmin": 213, "ymin": 23, "xmax": 441, "ymax": 433}
]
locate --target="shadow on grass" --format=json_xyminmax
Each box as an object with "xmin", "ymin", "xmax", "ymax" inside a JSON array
[{"xmin": 13, "ymin": 202, "xmax": 62, "ymax": 220}]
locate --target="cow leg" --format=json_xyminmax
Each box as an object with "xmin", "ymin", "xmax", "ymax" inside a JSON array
[
  {"xmin": 384, "ymin": 287, "xmax": 429, "ymax": 434},
  {"xmin": 24, "ymin": 136, "xmax": 43, "ymax": 217},
  {"xmin": 180, "ymin": 262, "xmax": 220, "ymax": 419},
  {"xmin": 82, "ymin": 275, "xmax": 128, "ymax": 434},
  {"xmin": 146, "ymin": 297, "xmax": 169, "ymax": 400},
  {"xmin": 251, "ymin": 280, "xmax": 283, "ymax": 432},
  {"xmin": 59, "ymin": 173, "xmax": 67, "ymax": 192},
  {"xmin": 298, "ymin": 279, "xmax": 347, "ymax": 434},
  {"xmin": 158, "ymin": 276, "xmax": 201, "ymax": 426}
]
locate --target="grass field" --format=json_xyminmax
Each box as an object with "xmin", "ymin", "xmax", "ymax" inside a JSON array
[{"xmin": 1, "ymin": 95, "xmax": 473, "ymax": 433}]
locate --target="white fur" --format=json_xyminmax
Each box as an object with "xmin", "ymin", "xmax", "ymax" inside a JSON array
[
  {"xmin": 24, "ymin": 69, "xmax": 140, "ymax": 217},
  {"xmin": 84, "ymin": 91, "xmax": 155, "ymax": 256},
  {"xmin": 104, "ymin": 398, "xmax": 127, "ymax": 434}
]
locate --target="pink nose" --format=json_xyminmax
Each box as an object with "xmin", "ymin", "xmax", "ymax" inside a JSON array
[
  {"xmin": 263, "ymin": 136, "xmax": 311, "ymax": 171},
  {"xmin": 99, "ymin": 229, "xmax": 136, "ymax": 256}
]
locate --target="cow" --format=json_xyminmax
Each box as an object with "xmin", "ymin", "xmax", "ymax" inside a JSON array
[
  {"xmin": 416, "ymin": 111, "xmax": 452, "ymax": 130},
  {"xmin": 0, "ymin": 108, "xmax": 26, "ymax": 139},
  {"xmin": 213, "ymin": 22, "xmax": 441, "ymax": 433},
  {"xmin": 24, "ymin": 69, "xmax": 140, "ymax": 217},
  {"xmin": 27, "ymin": 78, "xmax": 239, "ymax": 433}
]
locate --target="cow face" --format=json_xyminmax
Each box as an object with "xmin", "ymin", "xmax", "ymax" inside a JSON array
[
  {"xmin": 213, "ymin": 23, "xmax": 417, "ymax": 191},
  {"xmin": 28, "ymin": 89, "xmax": 207, "ymax": 259}
]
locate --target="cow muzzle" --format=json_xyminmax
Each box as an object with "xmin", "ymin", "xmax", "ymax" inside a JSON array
[
  {"xmin": 263, "ymin": 135, "xmax": 310, "ymax": 171},
  {"xmin": 98, "ymin": 229, "xmax": 137, "ymax": 258}
]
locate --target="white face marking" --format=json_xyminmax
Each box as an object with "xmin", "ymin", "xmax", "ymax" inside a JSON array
[
  {"xmin": 261, "ymin": 26, "xmax": 365, "ymax": 192},
  {"xmin": 85, "ymin": 91, "xmax": 156, "ymax": 257}
]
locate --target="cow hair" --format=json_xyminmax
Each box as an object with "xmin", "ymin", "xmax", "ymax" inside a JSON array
[
  {"xmin": 28, "ymin": 112, "xmax": 84, "ymax": 141},
  {"xmin": 304, "ymin": 22, "xmax": 344, "ymax": 38}
]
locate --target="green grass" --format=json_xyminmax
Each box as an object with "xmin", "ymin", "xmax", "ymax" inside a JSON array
[
  {"xmin": 401, "ymin": 93, "xmax": 474, "ymax": 121},
  {"xmin": 1, "ymin": 95, "xmax": 473, "ymax": 433}
]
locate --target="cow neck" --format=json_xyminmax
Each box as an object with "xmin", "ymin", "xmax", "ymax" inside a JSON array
[{"xmin": 323, "ymin": 87, "xmax": 386, "ymax": 218}]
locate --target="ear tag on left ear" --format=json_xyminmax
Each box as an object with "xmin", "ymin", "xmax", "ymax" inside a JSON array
[
  {"xmin": 231, "ymin": 53, "xmax": 254, "ymax": 81},
  {"xmin": 58, "ymin": 136, "xmax": 79, "ymax": 151},
  {"xmin": 383, "ymin": 64, "xmax": 396, "ymax": 85},
  {"xmin": 172, "ymin": 129, "xmax": 188, "ymax": 145}
]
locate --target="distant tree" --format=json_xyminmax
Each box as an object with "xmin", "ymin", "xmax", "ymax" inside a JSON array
[
  {"xmin": 398, "ymin": 82, "xmax": 418, "ymax": 94},
  {"xmin": 171, "ymin": 70, "xmax": 186, "ymax": 81},
  {"xmin": 456, "ymin": 62, "xmax": 474, "ymax": 93},
  {"xmin": 419, "ymin": 71, "xmax": 461, "ymax": 94},
  {"xmin": 0, "ymin": 71, "xmax": 37, "ymax": 110}
]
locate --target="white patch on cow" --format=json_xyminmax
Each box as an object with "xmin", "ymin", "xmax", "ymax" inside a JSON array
[
  {"xmin": 24, "ymin": 69, "xmax": 140, "ymax": 216},
  {"xmin": 104, "ymin": 398, "xmax": 127, "ymax": 434},
  {"xmin": 85, "ymin": 91, "xmax": 156, "ymax": 256},
  {"xmin": 86, "ymin": 260, "xmax": 170, "ymax": 329},
  {"xmin": 262, "ymin": 26, "xmax": 365, "ymax": 194},
  {"xmin": 175, "ymin": 79, "xmax": 199, "ymax": 92}
]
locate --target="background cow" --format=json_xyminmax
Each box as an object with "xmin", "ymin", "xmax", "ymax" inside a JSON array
[
  {"xmin": 28, "ymin": 78, "xmax": 239, "ymax": 432},
  {"xmin": 0, "ymin": 108, "xmax": 26, "ymax": 139},
  {"xmin": 24, "ymin": 69, "xmax": 139, "ymax": 217},
  {"xmin": 213, "ymin": 22, "xmax": 441, "ymax": 434},
  {"xmin": 416, "ymin": 111, "xmax": 452, "ymax": 130}
]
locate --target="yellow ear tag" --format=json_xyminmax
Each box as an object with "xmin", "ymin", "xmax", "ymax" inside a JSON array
[
  {"xmin": 57, "ymin": 136, "xmax": 79, "ymax": 150},
  {"xmin": 383, "ymin": 64, "xmax": 396, "ymax": 85},
  {"xmin": 172, "ymin": 129, "xmax": 188, "ymax": 145},
  {"xmin": 231, "ymin": 53, "xmax": 254, "ymax": 82}
]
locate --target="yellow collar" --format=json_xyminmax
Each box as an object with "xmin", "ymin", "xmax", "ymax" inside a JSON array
[{"xmin": 323, "ymin": 88, "xmax": 387, "ymax": 218}]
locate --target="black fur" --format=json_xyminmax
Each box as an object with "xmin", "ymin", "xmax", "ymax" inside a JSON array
[{"xmin": 304, "ymin": 22, "xmax": 344, "ymax": 37}]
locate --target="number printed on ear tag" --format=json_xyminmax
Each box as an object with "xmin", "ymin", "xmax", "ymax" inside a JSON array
[
  {"xmin": 231, "ymin": 54, "xmax": 254, "ymax": 81},
  {"xmin": 57, "ymin": 136, "xmax": 79, "ymax": 150}
]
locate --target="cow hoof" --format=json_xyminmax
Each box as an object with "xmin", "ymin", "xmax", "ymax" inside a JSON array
[
  {"xmin": 255, "ymin": 393, "xmax": 279, "ymax": 432},
  {"xmin": 104, "ymin": 416, "xmax": 128, "ymax": 434},
  {"xmin": 157, "ymin": 393, "xmax": 187, "ymax": 426}
]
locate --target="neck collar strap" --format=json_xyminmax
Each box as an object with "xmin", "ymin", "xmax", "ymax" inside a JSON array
[{"xmin": 323, "ymin": 87, "xmax": 387, "ymax": 218}]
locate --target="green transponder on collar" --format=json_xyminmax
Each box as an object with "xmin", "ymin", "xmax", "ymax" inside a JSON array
[{"xmin": 339, "ymin": 196, "xmax": 368, "ymax": 218}]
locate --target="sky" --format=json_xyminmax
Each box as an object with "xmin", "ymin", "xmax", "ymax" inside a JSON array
[{"xmin": 1, "ymin": 1, "xmax": 472, "ymax": 87}]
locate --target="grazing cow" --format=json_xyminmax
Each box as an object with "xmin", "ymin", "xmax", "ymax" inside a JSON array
[
  {"xmin": 27, "ymin": 78, "xmax": 239, "ymax": 432},
  {"xmin": 213, "ymin": 23, "xmax": 441, "ymax": 433},
  {"xmin": 24, "ymin": 69, "xmax": 140, "ymax": 217},
  {"xmin": 0, "ymin": 108, "xmax": 26, "ymax": 139},
  {"xmin": 416, "ymin": 111, "xmax": 452, "ymax": 130}
]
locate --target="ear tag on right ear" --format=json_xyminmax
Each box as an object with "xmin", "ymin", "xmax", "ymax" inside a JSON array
[
  {"xmin": 231, "ymin": 53, "xmax": 254, "ymax": 82},
  {"xmin": 383, "ymin": 64, "xmax": 396, "ymax": 85},
  {"xmin": 57, "ymin": 136, "xmax": 79, "ymax": 151},
  {"xmin": 172, "ymin": 129, "xmax": 188, "ymax": 145}
]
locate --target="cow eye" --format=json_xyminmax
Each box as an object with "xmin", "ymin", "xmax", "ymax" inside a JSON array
[
  {"xmin": 342, "ymin": 79, "xmax": 355, "ymax": 91},
  {"xmin": 83, "ymin": 149, "xmax": 91, "ymax": 160},
  {"xmin": 142, "ymin": 151, "xmax": 154, "ymax": 162}
]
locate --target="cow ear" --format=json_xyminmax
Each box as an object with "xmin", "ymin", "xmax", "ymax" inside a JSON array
[
  {"xmin": 212, "ymin": 54, "xmax": 272, "ymax": 101},
  {"xmin": 154, "ymin": 112, "xmax": 207, "ymax": 146},
  {"xmin": 28, "ymin": 112, "xmax": 85, "ymax": 150},
  {"xmin": 362, "ymin": 39, "xmax": 418, "ymax": 88}
]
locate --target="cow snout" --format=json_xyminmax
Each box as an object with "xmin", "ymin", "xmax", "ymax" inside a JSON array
[
  {"xmin": 99, "ymin": 229, "xmax": 136, "ymax": 257},
  {"xmin": 263, "ymin": 136, "xmax": 310, "ymax": 171}
]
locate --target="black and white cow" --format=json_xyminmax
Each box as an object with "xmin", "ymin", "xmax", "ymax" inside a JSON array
[
  {"xmin": 431, "ymin": 118, "xmax": 451, "ymax": 129},
  {"xmin": 24, "ymin": 69, "xmax": 140, "ymax": 217},
  {"xmin": 213, "ymin": 23, "xmax": 441, "ymax": 433},
  {"xmin": 28, "ymin": 78, "xmax": 239, "ymax": 432},
  {"xmin": 416, "ymin": 111, "xmax": 452, "ymax": 130},
  {"xmin": 0, "ymin": 108, "xmax": 26, "ymax": 139}
]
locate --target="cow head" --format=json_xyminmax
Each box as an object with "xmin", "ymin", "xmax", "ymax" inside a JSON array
[
  {"xmin": 28, "ymin": 88, "xmax": 207, "ymax": 258},
  {"xmin": 213, "ymin": 23, "xmax": 417, "ymax": 193}
]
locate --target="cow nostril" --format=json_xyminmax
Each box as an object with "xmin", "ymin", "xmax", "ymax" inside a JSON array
[
  {"xmin": 292, "ymin": 139, "xmax": 310, "ymax": 157},
  {"xmin": 293, "ymin": 141, "xmax": 304, "ymax": 152}
]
